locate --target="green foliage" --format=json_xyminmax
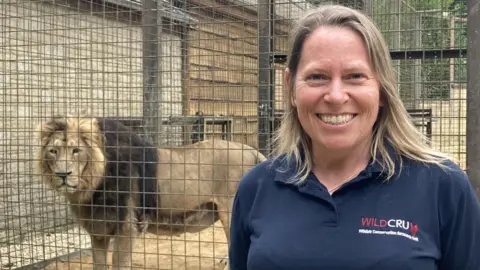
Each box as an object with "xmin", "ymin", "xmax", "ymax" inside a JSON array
[
  {"xmin": 449, "ymin": 0, "xmax": 468, "ymax": 17},
  {"xmin": 370, "ymin": 0, "xmax": 468, "ymax": 101}
]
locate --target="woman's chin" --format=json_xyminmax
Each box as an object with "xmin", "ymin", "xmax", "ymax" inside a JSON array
[{"xmin": 312, "ymin": 136, "xmax": 370, "ymax": 154}]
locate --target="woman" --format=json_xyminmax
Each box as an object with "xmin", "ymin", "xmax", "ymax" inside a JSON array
[{"xmin": 228, "ymin": 4, "xmax": 480, "ymax": 270}]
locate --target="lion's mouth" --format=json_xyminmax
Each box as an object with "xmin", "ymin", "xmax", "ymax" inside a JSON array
[
  {"xmin": 61, "ymin": 183, "xmax": 78, "ymax": 188},
  {"xmin": 53, "ymin": 172, "xmax": 78, "ymax": 190},
  {"xmin": 56, "ymin": 180, "xmax": 78, "ymax": 190}
]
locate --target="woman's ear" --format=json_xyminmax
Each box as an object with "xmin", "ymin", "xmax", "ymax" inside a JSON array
[{"xmin": 284, "ymin": 68, "xmax": 296, "ymax": 107}]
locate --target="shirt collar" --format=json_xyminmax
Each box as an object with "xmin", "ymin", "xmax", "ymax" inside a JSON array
[{"xmin": 273, "ymin": 143, "xmax": 399, "ymax": 185}]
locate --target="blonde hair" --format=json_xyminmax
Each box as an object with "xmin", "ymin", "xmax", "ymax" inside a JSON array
[{"xmin": 271, "ymin": 4, "xmax": 451, "ymax": 184}]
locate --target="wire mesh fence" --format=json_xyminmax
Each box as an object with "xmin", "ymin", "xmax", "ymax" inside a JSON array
[
  {"xmin": 0, "ymin": 0, "xmax": 476, "ymax": 269},
  {"xmin": 370, "ymin": 0, "xmax": 469, "ymax": 166}
]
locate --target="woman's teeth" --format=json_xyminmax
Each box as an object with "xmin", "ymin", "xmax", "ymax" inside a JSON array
[{"xmin": 316, "ymin": 114, "xmax": 355, "ymax": 125}]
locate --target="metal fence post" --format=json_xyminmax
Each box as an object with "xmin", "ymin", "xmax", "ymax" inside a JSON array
[
  {"xmin": 142, "ymin": 0, "xmax": 163, "ymax": 145},
  {"xmin": 466, "ymin": 0, "xmax": 480, "ymax": 198},
  {"xmin": 258, "ymin": 0, "xmax": 274, "ymax": 156}
]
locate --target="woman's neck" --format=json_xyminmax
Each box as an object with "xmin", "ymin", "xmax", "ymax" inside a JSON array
[{"xmin": 311, "ymin": 140, "xmax": 372, "ymax": 190}]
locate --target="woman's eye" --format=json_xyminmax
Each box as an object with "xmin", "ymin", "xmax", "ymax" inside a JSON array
[
  {"xmin": 49, "ymin": 149, "xmax": 57, "ymax": 154},
  {"xmin": 307, "ymin": 74, "xmax": 326, "ymax": 81},
  {"xmin": 348, "ymin": 73, "xmax": 365, "ymax": 80},
  {"xmin": 72, "ymin": 148, "xmax": 81, "ymax": 154}
]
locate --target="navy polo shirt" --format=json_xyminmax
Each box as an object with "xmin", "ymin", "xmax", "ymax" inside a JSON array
[{"xmin": 228, "ymin": 152, "xmax": 480, "ymax": 270}]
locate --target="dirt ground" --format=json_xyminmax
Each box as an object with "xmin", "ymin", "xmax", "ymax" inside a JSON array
[{"xmin": 42, "ymin": 221, "xmax": 229, "ymax": 270}]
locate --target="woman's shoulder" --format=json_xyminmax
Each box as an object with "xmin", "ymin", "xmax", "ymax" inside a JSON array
[
  {"xmin": 404, "ymin": 156, "xmax": 471, "ymax": 192},
  {"xmin": 405, "ymin": 156, "xmax": 480, "ymax": 269},
  {"xmin": 235, "ymin": 154, "xmax": 294, "ymax": 198},
  {"xmin": 237, "ymin": 156, "xmax": 280, "ymax": 189},
  {"xmin": 432, "ymin": 159, "xmax": 475, "ymax": 204},
  {"xmin": 401, "ymin": 155, "xmax": 477, "ymax": 220}
]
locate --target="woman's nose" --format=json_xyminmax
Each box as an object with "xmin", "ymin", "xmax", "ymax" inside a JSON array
[{"xmin": 323, "ymin": 80, "xmax": 349, "ymax": 104}]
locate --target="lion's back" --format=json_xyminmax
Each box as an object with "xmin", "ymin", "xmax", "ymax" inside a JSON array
[{"xmin": 161, "ymin": 139, "xmax": 264, "ymax": 166}]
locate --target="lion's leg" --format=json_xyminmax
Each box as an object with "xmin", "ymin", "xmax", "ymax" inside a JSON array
[
  {"xmin": 90, "ymin": 235, "xmax": 110, "ymax": 270},
  {"xmin": 111, "ymin": 233, "xmax": 136, "ymax": 270},
  {"xmin": 112, "ymin": 214, "xmax": 139, "ymax": 270},
  {"xmin": 211, "ymin": 198, "xmax": 231, "ymax": 242},
  {"xmin": 213, "ymin": 198, "xmax": 233, "ymax": 269}
]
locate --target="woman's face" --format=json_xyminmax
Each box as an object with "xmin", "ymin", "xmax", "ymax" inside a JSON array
[{"xmin": 286, "ymin": 26, "xmax": 382, "ymax": 153}]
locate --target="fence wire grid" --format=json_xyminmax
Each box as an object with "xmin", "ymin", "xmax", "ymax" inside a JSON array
[{"xmin": 0, "ymin": 0, "xmax": 478, "ymax": 269}]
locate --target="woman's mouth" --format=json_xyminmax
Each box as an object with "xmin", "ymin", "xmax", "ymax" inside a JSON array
[{"xmin": 316, "ymin": 113, "xmax": 356, "ymax": 125}]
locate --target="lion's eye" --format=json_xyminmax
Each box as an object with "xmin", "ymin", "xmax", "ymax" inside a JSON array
[
  {"xmin": 49, "ymin": 149, "xmax": 57, "ymax": 154},
  {"xmin": 72, "ymin": 148, "xmax": 81, "ymax": 154}
]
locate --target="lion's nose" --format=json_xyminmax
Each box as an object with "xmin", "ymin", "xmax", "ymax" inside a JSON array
[{"xmin": 56, "ymin": 171, "xmax": 72, "ymax": 181}]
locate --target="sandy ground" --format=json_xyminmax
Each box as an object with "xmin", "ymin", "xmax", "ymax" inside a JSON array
[
  {"xmin": 1, "ymin": 221, "xmax": 228, "ymax": 270},
  {"xmin": 42, "ymin": 222, "xmax": 228, "ymax": 270}
]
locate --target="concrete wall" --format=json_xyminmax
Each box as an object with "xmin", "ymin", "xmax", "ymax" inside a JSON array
[{"xmin": 0, "ymin": 0, "xmax": 184, "ymax": 248}]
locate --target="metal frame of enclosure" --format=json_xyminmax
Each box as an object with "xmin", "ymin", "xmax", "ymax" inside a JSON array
[{"xmin": 466, "ymin": 0, "xmax": 480, "ymax": 198}]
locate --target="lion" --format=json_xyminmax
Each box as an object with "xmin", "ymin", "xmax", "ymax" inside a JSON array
[{"xmin": 35, "ymin": 115, "xmax": 267, "ymax": 270}]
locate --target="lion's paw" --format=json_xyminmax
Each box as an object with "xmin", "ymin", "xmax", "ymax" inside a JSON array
[
  {"xmin": 133, "ymin": 214, "xmax": 148, "ymax": 234},
  {"xmin": 217, "ymin": 256, "xmax": 228, "ymax": 265}
]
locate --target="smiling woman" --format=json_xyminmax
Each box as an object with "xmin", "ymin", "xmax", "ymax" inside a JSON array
[{"xmin": 228, "ymin": 4, "xmax": 480, "ymax": 270}]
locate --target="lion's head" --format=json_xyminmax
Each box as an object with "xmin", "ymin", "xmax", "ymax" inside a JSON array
[{"xmin": 35, "ymin": 116, "xmax": 106, "ymax": 202}]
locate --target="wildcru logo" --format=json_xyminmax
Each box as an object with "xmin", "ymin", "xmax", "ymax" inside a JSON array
[{"xmin": 358, "ymin": 217, "xmax": 419, "ymax": 242}]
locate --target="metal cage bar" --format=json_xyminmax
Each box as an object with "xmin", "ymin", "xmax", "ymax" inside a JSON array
[
  {"xmin": 466, "ymin": 0, "xmax": 480, "ymax": 198},
  {"xmin": 257, "ymin": 0, "xmax": 275, "ymax": 156},
  {"xmin": 142, "ymin": 0, "xmax": 163, "ymax": 145}
]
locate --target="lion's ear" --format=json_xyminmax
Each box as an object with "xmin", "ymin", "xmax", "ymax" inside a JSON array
[
  {"xmin": 35, "ymin": 122, "xmax": 54, "ymax": 146},
  {"xmin": 35, "ymin": 116, "xmax": 67, "ymax": 145}
]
